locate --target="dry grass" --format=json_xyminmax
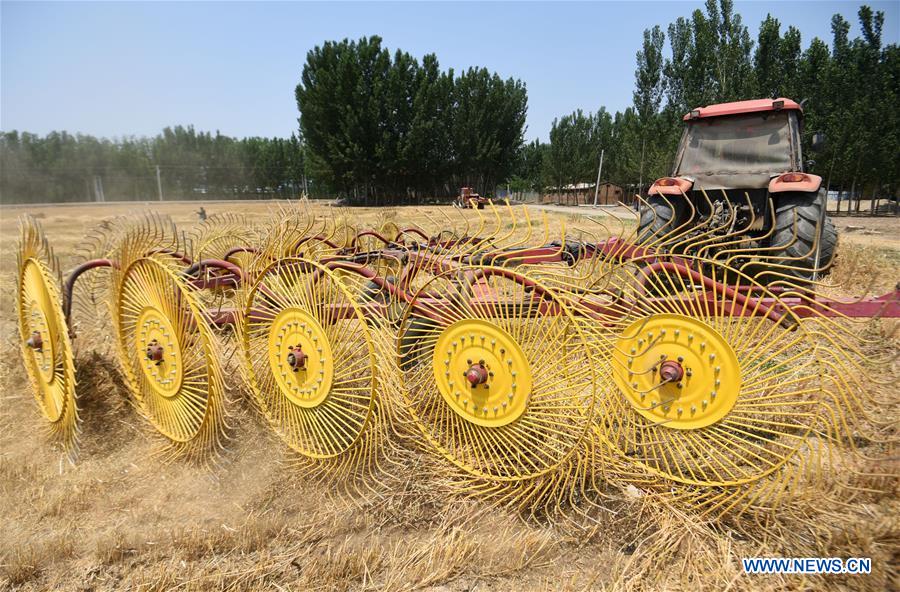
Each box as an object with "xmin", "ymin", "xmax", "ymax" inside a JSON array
[
  {"xmin": 830, "ymin": 242, "xmax": 900, "ymax": 296},
  {"xmin": 0, "ymin": 200, "xmax": 897, "ymax": 591}
]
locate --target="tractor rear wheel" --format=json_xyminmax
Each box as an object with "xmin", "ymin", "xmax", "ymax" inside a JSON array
[
  {"xmin": 637, "ymin": 195, "xmax": 688, "ymax": 245},
  {"xmin": 768, "ymin": 191, "xmax": 837, "ymax": 281}
]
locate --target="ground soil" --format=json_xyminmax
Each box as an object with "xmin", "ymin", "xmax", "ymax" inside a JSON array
[{"xmin": 0, "ymin": 200, "xmax": 897, "ymax": 591}]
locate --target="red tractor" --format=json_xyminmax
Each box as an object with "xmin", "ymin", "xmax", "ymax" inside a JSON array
[
  {"xmin": 455, "ymin": 187, "xmax": 490, "ymax": 209},
  {"xmin": 641, "ymin": 98, "xmax": 836, "ymax": 281}
]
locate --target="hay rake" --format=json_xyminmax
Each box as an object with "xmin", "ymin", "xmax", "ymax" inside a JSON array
[{"xmin": 15, "ymin": 196, "xmax": 899, "ymax": 521}]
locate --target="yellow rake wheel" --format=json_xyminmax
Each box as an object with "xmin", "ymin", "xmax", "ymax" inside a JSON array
[
  {"xmin": 112, "ymin": 255, "xmax": 226, "ymax": 457},
  {"xmin": 190, "ymin": 213, "xmax": 257, "ymax": 269},
  {"xmin": 398, "ymin": 266, "xmax": 595, "ymax": 482},
  {"xmin": 586, "ymin": 256, "xmax": 825, "ymax": 489},
  {"xmin": 238, "ymin": 257, "xmax": 380, "ymax": 461},
  {"xmin": 16, "ymin": 218, "xmax": 79, "ymax": 457}
]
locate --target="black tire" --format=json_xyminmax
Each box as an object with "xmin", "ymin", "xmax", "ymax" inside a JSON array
[
  {"xmin": 359, "ymin": 276, "xmax": 402, "ymax": 326},
  {"xmin": 637, "ymin": 195, "xmax": 689, "ymax": 245},
  {"xmin": 398, "ymin": 316, "xmax": 432, "ymax": 371},
  {"xmin": 768, "ymin": 191, "xmax": 837, "ymax": 280},
  {"xmin": 360, "ymin": 276, "xmax": 396, "ymax": 305}
]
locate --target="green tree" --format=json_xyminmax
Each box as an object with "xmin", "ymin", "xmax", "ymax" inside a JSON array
[
  {"xmin": 754, "ymin": 14, "xmax": 783, "ymax": 98},
  {"xmin": 451, "ymin": 67, "xmax": 528, "ymax": 195},
  {"xmin": 295, "ymin": 36, "xmax": 527, "ymax": 202},
  {"xmin": 634, "ymin": 25, "xmax": 666, "ymax": 122}
]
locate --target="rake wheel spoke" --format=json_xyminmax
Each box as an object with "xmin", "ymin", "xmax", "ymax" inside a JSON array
[
  {"xmin": 576, "ymin": 255, "xmax": 824, "ymax": 488},
  {"xmin": 112, "ymin": 250, "xmax": 226, "ymax": 457},
  {"xmin": 398, "ymin": 265, "xmax": 595, "ymax": 482},
  {"xmin": 238, "ymin": 257, "xmax": 379, "ymax": 460}
]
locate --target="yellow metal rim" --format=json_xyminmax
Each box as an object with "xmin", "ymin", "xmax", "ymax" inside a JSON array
[
  {"xmin": 115, "ymin": 256, "xmax": 217, "ymax": 444},
  {"xmin": 266, "ymin": 308, "xmax": 335, "ymax": 408},
  {"xmin": 613, "ymin": 313, "xmax": 740, "ymax": 430},
  {"xmin": 20, "ymin": 259, "xmax": 66, "ymax": 422},
  {"xmin": 431, "ymin": 318, "xmax": 533, "ymax": 427},
  {"xmin": 135, "ymin": 306, "xmax": 184, "ymax": 398},
  {"xmin": 239, "ymin": 257, "xmax": 379, "ymax": 459}
]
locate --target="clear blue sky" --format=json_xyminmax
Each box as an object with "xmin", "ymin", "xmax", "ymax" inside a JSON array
[{"xmin": 2, "ymin": 1, "xmax": 898, "ymax": 142}]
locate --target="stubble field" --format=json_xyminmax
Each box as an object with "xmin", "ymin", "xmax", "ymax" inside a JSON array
[{"xmin": 0, "ymin": 200, "xmax": 897, "ymax": 591}]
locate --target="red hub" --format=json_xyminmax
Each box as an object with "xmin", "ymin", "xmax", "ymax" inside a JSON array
[
  {"xmin": 465, "ymin": 363, "xmax": 489, "ymax": 387},
  {"xmin": 145, "ymin": 339, "xmax": 164, "ymax": 364},
  {"xmin": 659, "ymin": 360, "xmax": 684, "ymax": 383},
  {"xmin": 286, "ymin": 345, "xmax": 307, "ymax": 372},
  {"xmin": 25, "ymin": 331, "xmax": 43, "ymax": 352}
]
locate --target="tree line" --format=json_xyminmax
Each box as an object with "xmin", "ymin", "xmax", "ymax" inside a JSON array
[
  {"xmin": 1, "ymin": 2, "xmax": 895, "ymax": 204},
  {"xmin": 0, "ymin": 126, "xmax": 308, "ymax": 203},
  {"xmin": 526, "ymin": 1, "xmax": 898, "ymax": 203}
]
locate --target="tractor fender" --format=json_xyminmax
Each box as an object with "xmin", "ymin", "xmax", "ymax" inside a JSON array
[
  {"xmin": 649, "ymin": 177, "xmax": 693, "ymax": 196},
  {"xmin": 768, "ymin": 173, "xmax": 822, "ymax": 194}
]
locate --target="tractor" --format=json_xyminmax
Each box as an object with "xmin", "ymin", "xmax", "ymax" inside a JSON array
[
  {"xmin": 640, "ymin": 98, "xmax": 836, "ymax": 281},
  {"xmin": 455, "ymin": 186, "xmax": 490, "ymax": 209}
]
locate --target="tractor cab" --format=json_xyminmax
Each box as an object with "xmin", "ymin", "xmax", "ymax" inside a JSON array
[
  {"xmin": 663, "ymin": 98, "xmax": 809, "ymax": 227},
  {"xmin": 641, "ymin": 98, "xmax": 836, "ymax": 281},
  {"xmin": 676, "ymin": 100, "xmax": 802, "ymax": 190}
]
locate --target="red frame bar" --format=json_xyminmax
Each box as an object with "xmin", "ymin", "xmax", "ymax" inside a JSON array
[
  {"xmin": 63, "ymin": 258, "xmax": 115, "ymax": 335},
  {"xmin": 61, "ymin": 235, "xmax": 900, "ymax": 338}
]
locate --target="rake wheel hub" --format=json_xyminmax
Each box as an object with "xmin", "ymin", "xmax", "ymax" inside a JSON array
[
  {"xmin": 658, "ymin": 360, "xmax": 684, "ymax": 383},
  {"xmin": 613, "ymin": 313, "xmax": 740, "ymax": 430},
  {"xmin": 145, "ymin": 340, "xmax": 164, "ymax": 362},
  {"xmin": 268, "ymin": 308, "xmax": 334, "ymax": 408},
  {"xmin": 135, "ymin": 307, "xmax": 184, "ymax": 398},
  {"xmin": 286, "ymin": 346, "xmax": 307, "ymax": 371},
  {"xmin": 27, "ymin": 302, "xmax": 55, "ymax": 383},
  {"xmin": 432, "ymin": 319, "xmax": 532, "ymax": 428},
  {"xmin": 465, "ymin": 363, "xmax": 489, "ymax": 386},
  {"xmin": 26, "ymin": 330, "xmax": 44, "ymax": 352}
]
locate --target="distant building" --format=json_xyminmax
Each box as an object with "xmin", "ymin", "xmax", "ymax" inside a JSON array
[
  {"xmin": 541, "ymin": 182, "xmax": 624, "ymax": 206},
  {"xmin": 595, "ymin": 182, "xmax": 624, "ymax": 205}
]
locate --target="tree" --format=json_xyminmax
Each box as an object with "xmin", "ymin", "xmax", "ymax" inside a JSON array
[
  {"xmin": 451, "ymin": 67, "xmax": 528, "ymax": 195},
  {"xmin": 779, "ymin": 26, "xmax": 802, "ymax": 99},
  {"xmin": 296, "ymin": 36, "xmax": 527, "ymax": 202},
  {"xmin": 634, "ymin": 26, "xmax": 666, "ymax": 123},
  {"xmin": 513, "ymin": 139, "xmax": 547, "ymax": 193},
  {"xmin": 0, "ymin": 127, "xmax": 308, "ymax": 203},
  {"xmin": 754, "ymin": 14, "xmax": 783, "ymax": 98},
  {"xmin": 405, "ymin": 54, "xmax": 455, "ymax": 198},
  {"xmin": 706, "ymin": 0, "xmax": 754, "ymax": 101}
]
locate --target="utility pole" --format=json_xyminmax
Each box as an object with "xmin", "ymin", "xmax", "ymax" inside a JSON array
[
  {"xmin": 156, "ymin": 165, "xmax": 164, "ymax": 201},
  {"xmin": 638, "ymin": 138, "xmax": 646, "ymax": 200},
  {"xmin": 592, "ymin": 149, "xmax": 605, "ymax": 206},
  {"xmin": 94, "ymin": 175, "xmax": 105, "ymax": 202}
]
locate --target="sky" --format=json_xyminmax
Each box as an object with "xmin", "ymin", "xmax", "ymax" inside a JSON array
[{"xmin": 2, "ymin": 1, "xmax": 898, "ymax": 142}]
